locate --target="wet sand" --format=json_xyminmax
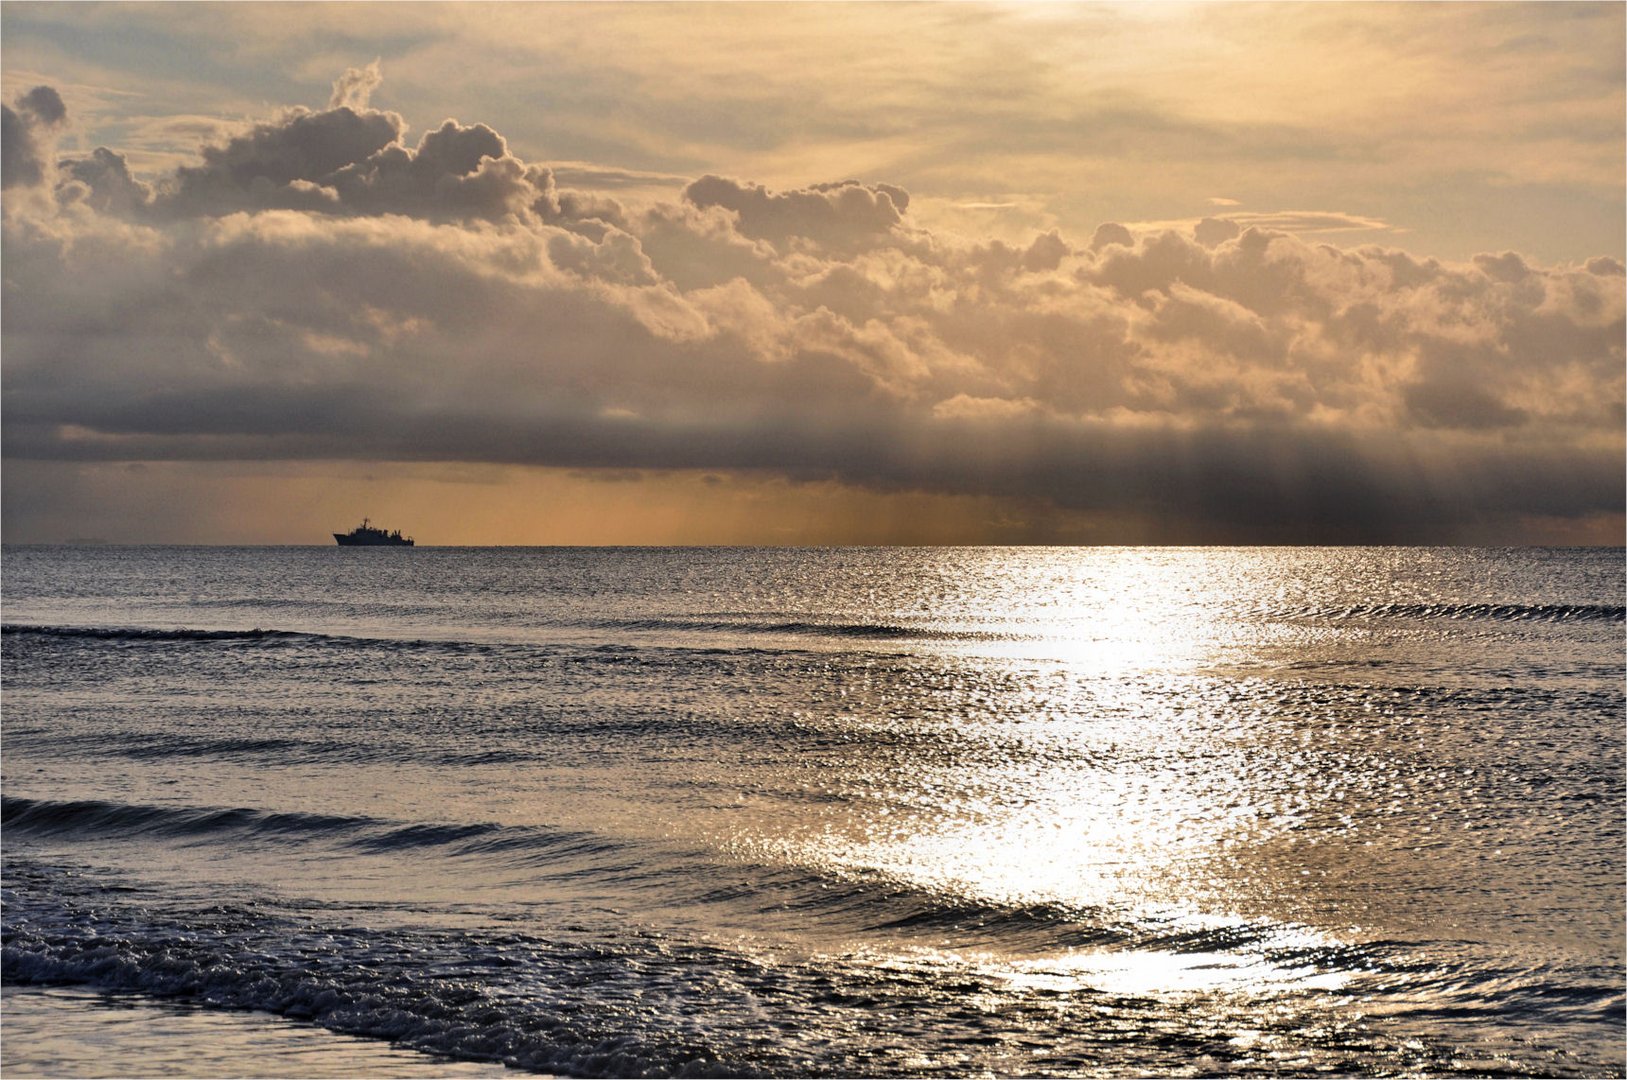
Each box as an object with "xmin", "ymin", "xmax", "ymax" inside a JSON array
[{"xmin": 1, "ymin": 985, "xmax": 512, "ymax": 1078}]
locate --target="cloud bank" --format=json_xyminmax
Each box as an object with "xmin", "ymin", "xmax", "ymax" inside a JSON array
[{"xmin": 4, "ymin": 73, "xmax": 1622, "ymax": 542}]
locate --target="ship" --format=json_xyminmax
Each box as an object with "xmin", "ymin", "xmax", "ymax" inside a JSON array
[{"xmin": 333, "ymin": 518, "xmax": 415, "ymax": 546}]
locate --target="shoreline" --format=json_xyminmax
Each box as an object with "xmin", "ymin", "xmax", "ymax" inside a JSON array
[{"xmin": 1, "ymin": 984, "xmax": 513, "ymax": 1079}]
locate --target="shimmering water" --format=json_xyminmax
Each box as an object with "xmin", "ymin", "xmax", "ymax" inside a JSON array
[{"xmin": 3, "ymin": 546, "xmax": 1623, "ymax": 1076}]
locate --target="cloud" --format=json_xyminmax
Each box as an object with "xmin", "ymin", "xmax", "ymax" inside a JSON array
[
  {"xmin": 329, "ymin": 59, "xmax": 384, "ymax": 111},
  {"xmin": 1226, "ymin": 210, "xmax": 1392, "ymax": 234},
  {"xmin": 1090, "ymin": 222, "xmax": 1134, "ymax": 251},
  {"xmin": 3, "ymin": 76, "xmax": 1622, "ymax": 543},
  {"xmin": 549, "ymin": 162, "xmax": 691, "ymax": 190},
  {"xmin": 155, "ymin": 104, "xmax": 405, "ymax": 216},
  {"xmin": 17, "ymin": 84, "xmax": 67, "ymax": 126},
  {"xmin": 1193, "ymin": 217, "xmax": 1241, "ymax": 248},
  {"xmin": 58, "ymin": 146, "xmax": 152, "ymax": 214},
  {"xmin": 5, "ymin": 2, "xmax": 1620, "ymax": 272},
  {"xmin": 2, "ymin": 85, "xmax": 67, "ymax": 189},
  {"xmin": 1133, "ymin": 211, "xmax": 1394, "ymax": 243},
  {"xmin": 320, "ymin": 120, "xmax": 547, "ymax": 223},
  {"xmin": 683, "ymin": 175, "xmax": 909, "ymax": 252},
  {"xmin": 37, "ymin": 86, "xmax": 635, "ymax": 237}
]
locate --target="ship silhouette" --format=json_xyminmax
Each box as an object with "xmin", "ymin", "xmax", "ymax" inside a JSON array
[{"xmin": 333, "ymin": 518, "xmax": 415, "ymax": 546}]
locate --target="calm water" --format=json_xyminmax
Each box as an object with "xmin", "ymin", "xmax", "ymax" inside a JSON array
[{"xmin": 3, "ymin": 546, "xmax": 1623, "ymax": 1077}]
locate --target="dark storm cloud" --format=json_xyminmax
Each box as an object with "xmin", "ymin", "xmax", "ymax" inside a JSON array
[
  {"xmin": 9, "ymin": 395, "xmax": 1616, "ymax": 543},
  {"xmin": 4, "ymin": 76, "xmax": 1622, "ymax": 541}
]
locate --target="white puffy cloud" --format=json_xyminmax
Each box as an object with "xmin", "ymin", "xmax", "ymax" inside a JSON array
[{"xmin": 4, "ymin": 77, "xmax": 1621, "ymax": 542}]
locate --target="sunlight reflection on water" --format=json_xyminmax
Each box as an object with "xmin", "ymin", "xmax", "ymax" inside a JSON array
[
  {"xmin": 1000, "ymin": 941, "xmax": 1351, "ymax": 998},
  {"xmin": 5, "ymin": 544, "xmax": 1621, "ymax": 1076},
  {"xmin": 794, "ymin": 555, "xmax": 1286, "ymax": 863},
  {"xmin": 747, "ymin": 548, "xmax": 1490, "ymax": 1002}
]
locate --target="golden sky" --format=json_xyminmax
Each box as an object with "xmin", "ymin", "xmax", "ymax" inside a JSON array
[{"xmin": 3, "ymin": 2, "xmax": 1622, "ymax": 543}]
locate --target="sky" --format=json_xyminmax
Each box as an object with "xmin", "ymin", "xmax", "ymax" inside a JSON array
[{"xmin": 2, "ymin": 1, "xmax": 1623, "ymax": 545}]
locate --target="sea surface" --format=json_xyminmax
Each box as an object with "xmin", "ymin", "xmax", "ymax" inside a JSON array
[{"xmin": 2, "ymin": 546, "xmax": 1622, "ymax": 1077}]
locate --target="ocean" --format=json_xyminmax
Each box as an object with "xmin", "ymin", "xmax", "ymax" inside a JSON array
[{"xmin": 2, "ymin": 546, "xmax": 1622, "ymax": 1077}]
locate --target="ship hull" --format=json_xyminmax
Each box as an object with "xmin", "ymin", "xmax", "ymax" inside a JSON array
[{"xmin": 334, "ymin": 534, "xmax": 414, "ymax": 546}]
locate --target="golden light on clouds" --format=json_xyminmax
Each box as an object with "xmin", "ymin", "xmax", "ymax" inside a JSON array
[{"xmin": 1, "ymin": 2, "xmax": 1621, "ymax": 544}]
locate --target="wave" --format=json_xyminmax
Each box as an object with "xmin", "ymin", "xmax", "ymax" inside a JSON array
[
  {"xmin": 2, "ymin": 623, "xmax": 321, "ymax": 643},
  {"xmin": 578, "ymin": 615, "xmax": 1020, "ymax": 642},
  {"xmin": 1269, "ymin": 602, "xmax": 1625, "ymax": 623},
  {"xmin": 178, "ymin": 596, "xmax": 339, "ymax": 610},
  {"xmin": 0, "ymin": 622, "xmax": 556, "ymax": 653},
  {"xmin": 0, "ymin": 795, "xmax": 1328, "ymax": 958},
  {"xmin": 1, "ymin": 616, "xmax": 1017, "ymax": 644},
  {"xmin": 1, "ymin": 623, "xmax": 600, "ymax": 660},
  {"xmin": 1, "ymin": 796, "xmax": 610, "ymax": 864},
  {"xmin": 11, "ymin": 599, "xmax": 1617, "ymax": 662},
  {"xmin": 1, "ymin": 616, "xmax": 1008, "ymax": 662},
  {"xmin": 0, "ymin": 619, "xmax": 817, "ymax": 653}
]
